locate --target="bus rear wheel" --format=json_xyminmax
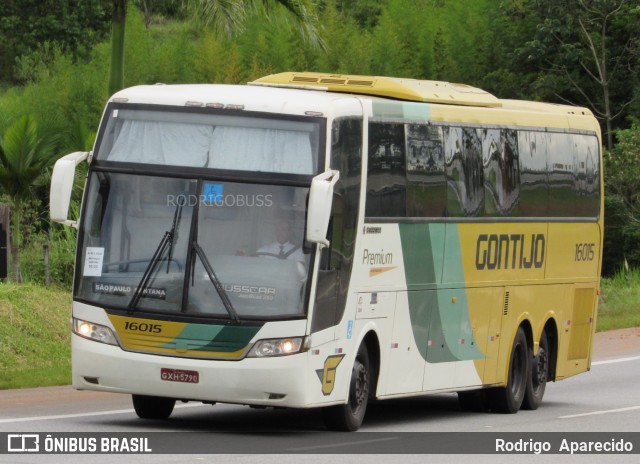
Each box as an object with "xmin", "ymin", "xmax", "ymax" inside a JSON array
[
  {"xmin": 322, "ymin": 344, "xmax": 370, "ymax": 431},
  {"xmin": 522, "ymin": 331, "xmax": 549, "ymax": 410},
  {"xmin": 488, "ymin": 327, "xmax": 530, "ymax": 414},
  {"xmin": 132, "ymin": 394, "xmax": 176, "ymax": 419}
]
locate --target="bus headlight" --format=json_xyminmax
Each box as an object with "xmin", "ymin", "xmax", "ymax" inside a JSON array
[
  {"xmin": 72, "ymin": 318, "xmax": 118, "ymax": 346},
  {"xmin": 247, "ymin": 337, "xmax": 306, "ymax": 357}
]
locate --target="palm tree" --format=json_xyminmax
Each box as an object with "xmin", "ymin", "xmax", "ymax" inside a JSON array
[
  {"xmin": 108, "ymin": 0, "xmax": 325, "ymax": 96},
  {"xmin": 0, "ymin": 116, "xmax": 60, "ymax": 282}
]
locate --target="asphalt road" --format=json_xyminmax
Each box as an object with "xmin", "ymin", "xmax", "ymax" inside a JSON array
[{"xmin": 1, "ymin": 329, "xmax": 638, "ymax": 463}]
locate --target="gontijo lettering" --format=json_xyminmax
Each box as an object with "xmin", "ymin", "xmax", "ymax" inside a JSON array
[{"xmin": 476, "ymin": 233, "xmax": 545, "ymax": 270}]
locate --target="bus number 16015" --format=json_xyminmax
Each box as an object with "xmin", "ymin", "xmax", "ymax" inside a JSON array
[{"xmin": 575, "ymin": 243, "xmax": 595, "ymax": 262}]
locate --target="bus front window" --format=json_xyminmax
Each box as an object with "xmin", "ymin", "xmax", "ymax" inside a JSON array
[
  {"xmin": 188, "ymin": 181, "xmax": 310, "ymax": 318},
  {"xmin": 75, "ymin": 172, "xmax": 311, "ymax": 320},
  {"xmin": 98, "ymin": 108, "xmax": 320, "ymax": 176}
]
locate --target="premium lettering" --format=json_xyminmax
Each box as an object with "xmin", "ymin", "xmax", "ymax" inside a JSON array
[{"xmin": 362, "ymin": 249, "xmax": 393, "ymax": 265}]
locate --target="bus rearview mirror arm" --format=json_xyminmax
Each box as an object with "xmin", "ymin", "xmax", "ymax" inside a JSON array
[
  {"xmin": 49, "ymin": 151, "xmax": 90, "ymax": 229},
  {"xmin": 306, "ymin": 169, "xmax": 340, "ymax": 247}
]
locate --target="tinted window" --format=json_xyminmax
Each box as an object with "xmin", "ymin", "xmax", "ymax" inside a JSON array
[
  {"xmin": 482, "ymin": 129, "xmax": 520, "ymax": 216},
  {"xmin": 445, "ymin": 126, "xmax": 483, "ymax": 217},
  {"xmin": 573, "ymin": 135, "xmax": 600, "ymax": 217},
  {"xmin": 406, "ymin": 124, "xmax": 446, "ymax": 217},
  {"xmin": 518, "ymin": 131, "xmax": 549, "ymax": 217},
  {"xmin": 364, "ymin": 122, "xmax": 600, "ymax": 220},
  {"xmin": 366, "ymin": 122, "xmax": 406, "ymax": 217},
  {"xmin": 548, "ymin": 133, "xmax": 576, "ymax": 216},
  {"xmin": 329, "ymin": 118, "xmax": 362, "ymax": 269},
  {"xmin": 313, "ymin": 118, "xmax": 362, "ymax": 332}
]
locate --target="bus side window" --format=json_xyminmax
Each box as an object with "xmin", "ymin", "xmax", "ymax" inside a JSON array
[
  {"xmin": 406, "ymin": 124, "xmax": 446, "ymax": 218},
  {"xmin": 573, "ymin": 134, "xmax": 600, "ymax": 217},
  {"xmin": 548, "ymin": 133, "xmax": 576, "ymax": 217},
  {"xmin": 483, "ymin": 129, "xmax": 520, "ymax": 216},
  {"xmin": 366, "ymin": 122, "xmax": 406, "ymax": 217},
  {"xmin": 519, "ymin": 131, "xmax": 549, "ymax": 217},
  {"xmin": 312, "ymin": 118, "xmax": 362, "ymax": 332},
  {"xmin": 445, "ymin": 126, "xmax": 483, "ymax": 217}
]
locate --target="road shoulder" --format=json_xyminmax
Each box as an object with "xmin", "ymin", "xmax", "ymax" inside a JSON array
[{"xmin": 593, "ymin": 326, "xmax": 640, "ymax": 360}]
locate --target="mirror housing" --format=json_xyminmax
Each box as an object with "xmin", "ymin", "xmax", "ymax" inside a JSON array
[
  {"xmin": 50, "ymin": 151, "xmax": 89, "ymax": 228},
  {"xmin": 306, "ymin": 169, "xmax": 340, "ymax": 247}
]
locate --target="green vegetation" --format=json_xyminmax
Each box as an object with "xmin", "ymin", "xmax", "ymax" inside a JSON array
[
  {"xmin": 0, "ymin": 275, "xmax": 635, "ymax": 390},
  {"xmin": 0, "ymin": 0, "xmax": 638, "ymax": 390},
  {"xmin": 598, "ymin": 269, "xmax": 640, "ymax": 332},
  {"xmin": 0, "ymin": 2, "xmax": 638, "ymax": 279},
  {"xmin": 0, "ymin": 283, "xmax": 71, "ymax": 389}
]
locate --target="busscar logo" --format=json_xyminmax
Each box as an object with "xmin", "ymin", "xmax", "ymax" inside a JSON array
[
  {"xmin": 8, "ymin": 434, "xmax": 39, "ymax": 452},
  {"xmin": 316, "ymin": 355, "xmax": 345, "ymax": 396}
]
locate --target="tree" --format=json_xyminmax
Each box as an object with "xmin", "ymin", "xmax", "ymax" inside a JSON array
[
  {"xmin": 0, "ymin": 0, "xmax": 110, "ymax": 83},
  {"xmin": 602, "ymin": 123, "xmax": 640, "ymax": 274},
  {"xmin": 511, "ymin": 0, "xmax": 640, "ymax": 149},
  {"xmin": 0, "ymin": 116, "xmax": 60, "ymax": 282},
  {"xmin": 107, "ymin": 0, "xmax": 326, "ymax": 96},
  {"xmin": 108, "ymin": 0, "xmax": 128, "ymax": 97}
]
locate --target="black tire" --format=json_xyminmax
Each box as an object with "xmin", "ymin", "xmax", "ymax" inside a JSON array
[
  {"xmin": 487, "ymin": 327, "xmax": 530, "ymax": 414},
  {"xmin": 132, "ymin": 394, "xmax": 176, "ymax": 419},
  {"xmin": 323, "ymin": 344, "xmax": 370, "ymax": 431},
  {"xmin": 522, "ymin": 331, "xmax": 549, "ymax": 410}
]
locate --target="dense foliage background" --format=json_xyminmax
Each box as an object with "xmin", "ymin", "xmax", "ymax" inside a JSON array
[{"xmin": 0, "ymin": 0, "xmax": 639, "ymax": 284}]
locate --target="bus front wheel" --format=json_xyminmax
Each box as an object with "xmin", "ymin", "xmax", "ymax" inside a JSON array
[
  {"xmin": 322, "ymin": 344, "xmax": 370, "ymax": 431},
  {"xmin": 488, "ymin": 327, "xmax": 530, "ymax": 414},
  {"xmin": 132, "ymin": 394, "xmax": 176, "ymax": 419}
]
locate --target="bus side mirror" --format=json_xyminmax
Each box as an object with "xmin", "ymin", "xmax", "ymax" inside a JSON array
[
  {"xmin": 50, "ymin": 151, "xmax": 89, "ymax": 228},
  {"xmin": 306, "ymin": 170, "xmax": 340, "ymax": 247}
]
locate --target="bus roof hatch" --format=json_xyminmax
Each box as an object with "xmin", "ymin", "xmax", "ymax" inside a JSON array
[{"xmin": 251, "ymin": 72, "xmax": 502, "ymax": 108}]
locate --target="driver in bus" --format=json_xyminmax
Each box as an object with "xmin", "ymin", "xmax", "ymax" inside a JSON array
[{"xmin": 256, "ymin": 220, "xmax": 305, "ymax": 265}]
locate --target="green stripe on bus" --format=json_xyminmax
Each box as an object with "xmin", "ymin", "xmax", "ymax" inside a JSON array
[
  {"xmin": 199, "ymin": 325, "xmax": 262, "ymax": 353},
  {"xmin": 162, "ymin": 323, "xmax": 261, "ymax": 353},
  {"xmin": 372, "ymin": 101, "xmax": 430, "ymax": 120},
  {"xmin": 399, "ymin": 223, "xmax": 482, "ymax": 363},
  {"xmin": 399, "ymin": 223, "xmax": 439, "ymax": 287}
]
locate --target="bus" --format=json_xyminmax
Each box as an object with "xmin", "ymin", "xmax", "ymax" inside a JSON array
[{"xmin": 50, "ymin": 72, "xmax": 603, "ymax": 431}]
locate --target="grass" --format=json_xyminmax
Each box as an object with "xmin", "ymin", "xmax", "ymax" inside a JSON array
[
  {"xmin": 597, "ymin": 268, "xmax": 640, "ymax": 331},
  {"xmin": 0, "ymin": 282, "xmax": 71, "ymax": 389},
  {"xmin": 0, "ymin": 270, "xmax": 638, "ymax": 390}
]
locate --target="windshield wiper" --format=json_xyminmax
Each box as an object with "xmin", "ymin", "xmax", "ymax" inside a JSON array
[
  {"xmin": 127, "ymin": 199, "xmax": 183, "ymax": 314},
  {"xmin": 192, "ymin": 242, "xmax": 240, "ymax": 324}
]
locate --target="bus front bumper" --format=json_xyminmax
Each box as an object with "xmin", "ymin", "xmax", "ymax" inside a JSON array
[{"xmin": 71, "ymin": 333, "xmax": 321, "ymax": 408}]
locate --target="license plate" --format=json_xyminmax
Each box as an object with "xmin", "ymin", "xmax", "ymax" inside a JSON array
[{"xmin": 160, "ymin": 368, "xmax": 199, "ymax": 384}]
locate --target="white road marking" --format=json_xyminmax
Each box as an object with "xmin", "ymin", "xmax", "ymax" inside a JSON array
[
  {"xmin": 287, "ymin": 437, "xmax": 400, "ymax": 451},
  {"xmin": 559, "ymin": 406, "xmax": 640, "ymax": 419},
  {"xmin": 0, "ymin": 402, "xmax": 205, "ymax": 424},
  {"xmin": 2, "ymin": 355, "xmax": 638, "ymax": 425},
  {"xmin": 556, "ymin": 356, "xmax": 640, "ymax": 420},
  {"xmin": 592, "ymin": 356, "xmax": 640, "ymax": 366}
]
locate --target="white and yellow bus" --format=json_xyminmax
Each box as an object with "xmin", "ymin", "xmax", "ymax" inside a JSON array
[{"xmin": 50, "ymin": 72, "xmax": 602, "ymax": 431}]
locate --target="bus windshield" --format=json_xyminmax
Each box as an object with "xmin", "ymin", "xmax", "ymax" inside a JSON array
[
  {"xmin": 96, "ymin": 106, "xmax": 321, "ymax": 175},
  {"xmin": 75, "ymin": 172, "xmax": 311, "ymax": 320}
]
